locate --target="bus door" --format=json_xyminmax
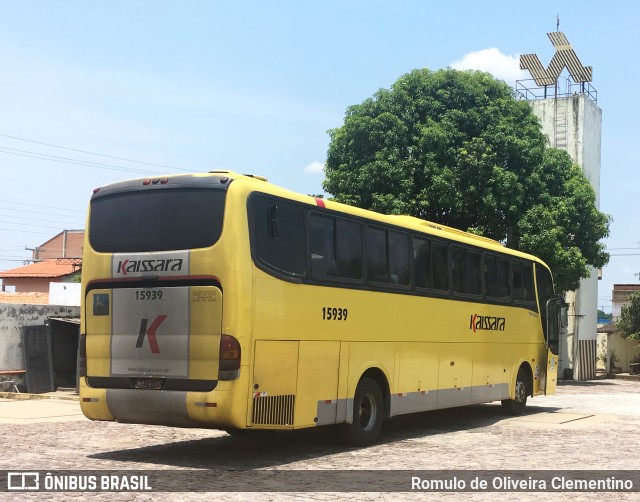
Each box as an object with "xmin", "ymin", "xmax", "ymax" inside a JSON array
[{"xmin": 543, "ymin": 298, "xmax": 561, "ymax": 395}]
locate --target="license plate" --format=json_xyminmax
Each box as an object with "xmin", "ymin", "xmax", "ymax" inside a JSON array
[{"xmin": 133, "ymin": 378, "xmax": 164, "ymax": 390}]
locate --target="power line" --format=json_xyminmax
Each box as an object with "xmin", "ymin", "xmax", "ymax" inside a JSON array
[
  {"xmin": 0, "ymin": 254, "xmax": 31, "ymax": 260},
  {"xmin": 0, "ymin": 228, "xmax": 56, "ymax": 235},
  {"xmin": 0, "ymin": 200, "xmax": 84, "ymax": 214},
  {"xmin": 0, "ymin": 214, "xmax": 85, "ymax": 225},
  {"xmin": 0, "ymin": 145, "xmax": 162, "ymax": 173},
  {"xmin": 0, "ymin": 207, "xmax": 85, "ymax": 221},
  {"xmin": 0, "ymin": 147, "xmax": 161, "ymax": 175},
  {"xmin": 0, "ymin": 132, "xmax": 188, "ymax": 171},
  {"xmin": 0, "ymin": 220, "xmax": 70, "ymax": 230}
]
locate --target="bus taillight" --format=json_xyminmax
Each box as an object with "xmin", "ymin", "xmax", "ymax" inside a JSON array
[{"xmin": 218, "ymin": 335, "xmax": 241, "ymax": 381}]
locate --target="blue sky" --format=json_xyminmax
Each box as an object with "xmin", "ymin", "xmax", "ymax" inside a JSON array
[{"xmin": 0, "ymin": 1, "xmax": 638, "ymax": 311}]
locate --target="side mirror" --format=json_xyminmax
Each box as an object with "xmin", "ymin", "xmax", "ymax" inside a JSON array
[{"xmin": 560, "ymin": 306, "xmax": 568, "ymax": 328}]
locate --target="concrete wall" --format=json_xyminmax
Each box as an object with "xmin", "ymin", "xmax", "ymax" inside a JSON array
[
  {"xmin": 597, "ymin": 331, "xmax": 640, "ymax": 372},
  {"xmin": 0, "ymin": 303, "xmax": 80, "ymax": 370},
  {"xmin": 49, "ymin": 282, "xmax": 81, "ymax": 307},
  {"xmin": 609, "ymin": 334, "xmax": 640, "ymax": 371},
  {"xmin": 530, "ymin": 96, "xmax": 602, "ymax": 205}
]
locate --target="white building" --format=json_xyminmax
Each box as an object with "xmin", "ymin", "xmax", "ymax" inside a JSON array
[{"xmin": 519, "ymin": 32, "xmax": 601, "ymax": 380}]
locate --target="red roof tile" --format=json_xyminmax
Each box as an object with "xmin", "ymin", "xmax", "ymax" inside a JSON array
[{"xmin": 0, "ymin": 260, "xmax": 78, "ymax": 279}]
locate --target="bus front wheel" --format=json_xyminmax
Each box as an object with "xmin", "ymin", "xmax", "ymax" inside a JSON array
[
  {"xmin": 501, "ymin": 367, "xmax": 529, "ymax": 415},
  {"xmin": 340, "ymin": 377, "xmax": 384, "ymax": 446}
]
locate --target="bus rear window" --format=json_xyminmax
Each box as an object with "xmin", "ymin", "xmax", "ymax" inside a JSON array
[{"xmin": 89, "ymin": 188, "xmax": 226, "ymax": 252}]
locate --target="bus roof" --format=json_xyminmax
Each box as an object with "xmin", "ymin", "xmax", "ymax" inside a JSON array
[
  {"xmin": 95, "ymin": 170, "xmax": 550, "ymax": 269},
  {"xmin": 207, "ymin": 170, "xmax": 550, "ymax": 269}
]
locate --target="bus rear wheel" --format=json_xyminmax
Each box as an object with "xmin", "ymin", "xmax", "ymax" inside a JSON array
[
  {"xmin": 340, "ymin": 377, "xmax": 384, "ymax": 446},
  {"xmin": 501, "ymin": 367, "xmax": 529, "ymax": 415}
]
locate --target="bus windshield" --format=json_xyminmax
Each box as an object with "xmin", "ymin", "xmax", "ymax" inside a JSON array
[{"xmin": 89, "ymin": 187, "xmax": 226, "ymax": 253}]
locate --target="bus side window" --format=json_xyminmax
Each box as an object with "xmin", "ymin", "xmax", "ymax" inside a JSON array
[
  {"xmin": 522, "ymin": 263, "xmax": 534, "ymax": 301},
  {"xmin": 388, "ymin": 230, "xmax": 410, "ymax": 286},
  {"xmin": 485, "ymin": 254, "xmax": 510, "ymax": 300},
  {"xmin": 497, "ymin": 256, "xmax": 510, "ymax": 298},
  {"xmin": 466, "ymin": 250, "xmax": 482, "ymax": 296},
  {"xmin": 535, "ymin": 264, "xmax": 555, "ymax": 304},
  {"xmin": 310, "ymin": 214, "xmax": 363, "ymax": 282},
  {"xmin": 366, "ymin": 227, "xmax": 409, "ymax": 286},
  {"xmin": 512, "ymin": 260, "xmax": 535, "ymax": 303},
  {"xmin": 309, "ymin": 214, "xmax": 336, "ymax": 277},
  {"xmin": 335, "ymin": 219, "xmax": 363, "ymax": 280},
  {"xmin": 431, "ymin": 241, "xmax": 449, "ymax": 292},
  {"xmin": 452, "ymin": 246, "xmax": 465, "ymax": 293},
  {"xmin": 453, "ymin": 246, "xmax": 481, "ymax": 296},
  {"xmin": 413, "ymin": 237, "xmax": 430, "ymax": 289},
  {"xmin": 253, "ymin": 197, "xmax": 307, "ymax": 277},
  {"xmin": 366, "ymin": 227, "xmax": 388, "ymax": 283},
  {"xmin": 512, "ymin": 260, "xmax": 524, "ymax": 300}
]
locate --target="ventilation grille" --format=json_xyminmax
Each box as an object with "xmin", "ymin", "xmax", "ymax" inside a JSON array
[{"xmin": 251, "ymin": 394, "xmax": 295, "ymax": 425}]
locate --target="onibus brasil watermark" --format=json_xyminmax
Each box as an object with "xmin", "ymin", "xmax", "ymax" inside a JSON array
[{"xmin": 2, "ymin": 470, "xmax": 638, "ymax": 492}]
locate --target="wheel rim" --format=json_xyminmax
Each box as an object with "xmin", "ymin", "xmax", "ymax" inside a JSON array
[
  {"xmin": 358, "ymin": 392, "xmax": 377, "ymax": 432},
  {"xmin": 515, "ymin": 380, "xmax": 526, "ymax": 403}
]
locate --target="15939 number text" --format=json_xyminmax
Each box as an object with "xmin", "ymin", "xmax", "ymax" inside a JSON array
[{"xmin": 322, "ymin": 307, "xmax": 348, "ymax": 321}]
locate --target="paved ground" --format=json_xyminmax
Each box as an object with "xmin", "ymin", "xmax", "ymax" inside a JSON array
[{"xmin": 0, "ymin": 379, "xmax": 639, "ymax": 501}]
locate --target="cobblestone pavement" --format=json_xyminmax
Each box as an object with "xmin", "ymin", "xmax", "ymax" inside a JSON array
[{"xmin": 1, "ymin": 379, "xmax": 639, "ymax": 501}]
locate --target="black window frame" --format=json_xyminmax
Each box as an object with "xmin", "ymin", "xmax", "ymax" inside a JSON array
[
  {"xmin": 365, "ymin": 225, "xmax": 411, "ymax": 289},
  {"xmin": 308, "ymin": 211, "xmax": 364, "ymax": 284},
  {"xmin": 484, "ymin": 252, "xmax": 511, "ymax": 302},
  {"xmin": 247, "ymin": 191, "xmax": 544, "ymax": 314},
  {"xmin": 89, "ymin": 186, "xmax": 227, "ymax": 253},
  {"xmin": 512, "ymin": 259, "xmax": 536, "ymax": 306},
  {"xmin": 451, "ymin": 245, "xmax": 483, "ymax": 298},
  {"xmin": 249, "ymin": 194, "xmax": 308, "ymax": 279}
]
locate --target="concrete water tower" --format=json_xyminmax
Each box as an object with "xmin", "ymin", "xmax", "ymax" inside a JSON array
[{"xmin": 517, "ymin": 31, "xmax": 601, "ymax": 381}]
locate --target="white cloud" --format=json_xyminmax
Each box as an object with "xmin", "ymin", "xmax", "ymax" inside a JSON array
[
  {"xmin": 304, "ymin": 161, "xmax": 325, "ymax": 174},
  {"xmin": 450, "ymin": 48, "xmax": 528, "ymax": 86}
]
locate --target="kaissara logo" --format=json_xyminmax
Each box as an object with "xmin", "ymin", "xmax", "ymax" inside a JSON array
[
  {"xmin": 469, "ymin": 314, "xmax": 506, "ymax": 332},
  {"xmin": 116, "ymin": 258, "xmax": 184, "ymax": 276},
  {"xmin": 136, "ymin": 315, "xmax": 167, "ymax": 353}
]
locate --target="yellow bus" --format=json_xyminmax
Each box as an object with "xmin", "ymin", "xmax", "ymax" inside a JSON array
[{"xmin": 79, "ymin": 171, "xmax": 560, "ymax": 445}]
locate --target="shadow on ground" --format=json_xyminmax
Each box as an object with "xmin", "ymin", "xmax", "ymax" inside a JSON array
[{"xmin": 89, "ymin": 402, "xmax": 561, "ymax": 470}]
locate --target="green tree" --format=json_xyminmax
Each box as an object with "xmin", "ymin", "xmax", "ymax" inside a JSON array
[
  {"xmin": 323, "ymin": 68, "xmax": 610, "ymax": 292},
  {"xmin": 618, "ymin": 292, "xmax": 640, "ymax": 340}
]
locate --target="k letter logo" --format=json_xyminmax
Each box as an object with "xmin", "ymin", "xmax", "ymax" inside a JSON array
[{"xmin": 136, "ymin": 315, "xmax": 167, "ymax": 353}]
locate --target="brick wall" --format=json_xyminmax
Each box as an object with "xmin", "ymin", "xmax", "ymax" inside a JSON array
[{"xmin": 35, "ymin": 231, "xmax": 84, "ymax": 260}]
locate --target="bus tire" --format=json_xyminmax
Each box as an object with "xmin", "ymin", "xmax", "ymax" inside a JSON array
[
  {"xmin": 501, "ymin": 367, "xmax": 528, "ymax": 415},
  {"xmin": 339, "ymin": 377, "xmax": 384, "ymax": 446}
]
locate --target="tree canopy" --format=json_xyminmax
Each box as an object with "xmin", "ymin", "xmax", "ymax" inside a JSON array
[
  {"xmin": 323, "ymin": 68, "xmax": 610, "ymax": 292},
  {"xmin": 618, "ymin": 292, "xmax": 640, "ymax": 340}
]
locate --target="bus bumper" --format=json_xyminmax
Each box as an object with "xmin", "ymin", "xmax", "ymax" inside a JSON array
[{"xmin": 79, "ymin": 373, "xmax": 248, "ymax": 429}]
